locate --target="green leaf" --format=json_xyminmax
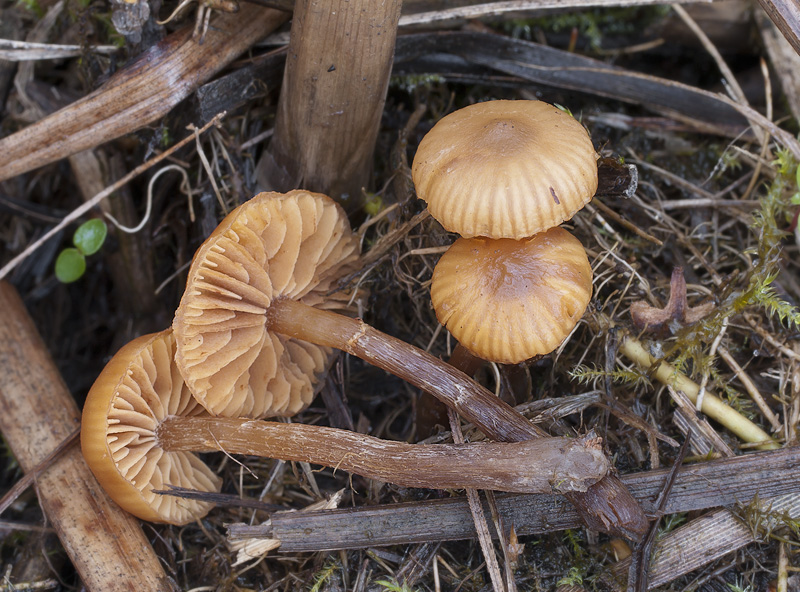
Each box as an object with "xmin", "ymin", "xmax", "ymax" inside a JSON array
[
  {"xmin": 55, "ymin": 248, "xmax": 87, "ymax": 283},
  {"xmin": 73, "ymin": 218, "xmax": 107, "ymax": 256},
  {"xmin": 363, "ymin": 192, "xmax": 383, "ymax": 216}
]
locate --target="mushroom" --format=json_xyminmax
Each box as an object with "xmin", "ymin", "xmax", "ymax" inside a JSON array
[
  {"xmin": 430, "ymin": 228, "xmax": 593, "ymax": 364},
  {"xmin": 81, "ymin": 329, "xmax": 221, "ymax": 524},
  {"xmin": 170, "ymin": 189, "xmax": 641, "ymax": 536},
  {"xmin": 83, "ymin": 330, "xmax": 612, "ymax": 524},
  {"xmin": 411, "ymin": 100, "xmax": 648, "ymax": 538},
  {"xmin": 412, "ymin": 99, "xmax": 598, "ymax": 240},
  {"xmin": 173, "ymin": 189, "xmax": 357, "ymax": 418},
  {"xmin": 172, "ymin": 189, "xmax": 561, "ymax": 436},
  {"xmin": 426, "ymin": 232, "xmax": 647, "ymax": 538}
]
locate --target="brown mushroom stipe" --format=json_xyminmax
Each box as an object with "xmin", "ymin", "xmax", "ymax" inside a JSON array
[
  {"xmin": 156, "ymin": 418, "xmax": 610, "ymax": 495},
  {"xmin": 82, "ymin": 330, "xmax": 610, "ymax": 524},
  {"xmin": 173, "ymin": 190, "xmax": 646, "ymax": 538},
  {"xmin": 173, "ymin": 192, "xmax": 565, "ymax": 436},
  {"xmin": 81, "ymin": 330, "xmax": 221, "ymax": 525},
  {"xmin": 174, "ymin": 189, "xmax": 358, "ymax": 418},
  {"xmin": 431, "ymin": 228, "xmax": 593, "ymax": 363},
  {"xmin": 412, "ymin": 100, "xmax": 598, "ymax": 239}
]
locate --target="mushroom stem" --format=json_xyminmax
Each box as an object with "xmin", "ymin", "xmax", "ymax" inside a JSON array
[
  {"xmin": 267, "ymin": 297, "xmax": 547, "ymax": 441},
  {"xmin": 449, "ymin": 342, "xmax": 484, "ymax": 377},
  {"xmin": 415, "ymin": 343, "xmax": 481, "ymax": 436},
  {"xmin": 156, "ymin": 417, "xmax": 609, "ymax": 494},
  {"xmin": 269, "ymin": 298, "xmax": 649, "ymax": 538},
  {"xmin": 444, "ymin": 339, "xmax": 650, "ymax": 541}
]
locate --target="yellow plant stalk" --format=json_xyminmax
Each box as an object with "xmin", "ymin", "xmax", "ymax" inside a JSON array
[{"xmin": 618, "ymin": 333, "xmax": 779, "ymax": 450}]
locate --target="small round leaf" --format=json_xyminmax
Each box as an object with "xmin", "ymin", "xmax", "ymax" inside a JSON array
[
  {"xmin": 55, "ymin": 248, "xmax": 87, "ymax": 283},
  {"xmin": 73, "ymin": 218, "xmax": 108, "ymax": 256}
]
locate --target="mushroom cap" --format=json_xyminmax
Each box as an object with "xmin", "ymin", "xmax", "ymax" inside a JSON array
[
  {"xmin": 81, "ymin": 330, "xmax": 221, "ymax": 525},
  {"xmin": 430, "ymin": 228, "xmax": 593, "ymax": 363},
  {"xmin": 412, "ymin": 100, "xmax": 598, "ymax": 239},
  {"xmin": 173, "ymin": 190, "xmax": 359, "ymax": 418}
]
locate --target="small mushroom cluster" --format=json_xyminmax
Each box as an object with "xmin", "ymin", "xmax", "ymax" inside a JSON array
[
  {"xmin": 82, "ymin": 188, "xmax": 614, "ymax": 526},
  {"xmin": 82, "ymin": 189, "xmax": 362, "ymax": 523},
  {"xmin": 410, "ymin": 102, "xmax": 650, "ymax": 539},
  {"xmin": 412, "ymin": 99, "xmax": 598, "ymax": 364}
]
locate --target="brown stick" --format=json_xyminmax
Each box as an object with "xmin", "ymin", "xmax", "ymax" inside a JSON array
[
  {"xmin": 226, "ymin": 445, "xmax": 800, "ymax": 551},
  {"xmin": 0, "ymin": 282, "xmax": 176, "ymax": 592},
  {"xmin": 757, "ymin": 0, "xmax": 800, "ymax": 57},
  {"xmin": 157, "ymin": 417, "xmax": 608, "ymax": 494},
  {"xmin": 0, "ymin": 6, "xmax": 289, "ymax": 182},
  {"xmin": 265, "ymin": 0, "xmax": 403, "ymax": 206},
  {"xmin": 446, "ymin": 342, "xmax": 649, "ymax": 540},
  {"xmin": 269, "ymin": 298, "xmax": 649, "ymax": 538}
]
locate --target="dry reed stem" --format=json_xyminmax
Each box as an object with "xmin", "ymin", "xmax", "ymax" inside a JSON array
[
  {"xmin": 0, "ymin": 282, "xmax": 174, "ymax": 592},
  {"xmin": 616, "ymin": 330, "xmax": 779, "ymax": 449},
  {"xmin": 0, "ymin": 6, "xmax": 288, "ymax": 182}
]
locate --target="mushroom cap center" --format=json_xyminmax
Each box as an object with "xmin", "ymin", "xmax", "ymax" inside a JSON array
[{"xmin": 430, "ymin": 228, "xmax": 593, "ymax": 363}]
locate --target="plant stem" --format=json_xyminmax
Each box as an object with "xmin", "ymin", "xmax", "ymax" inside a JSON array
[
  {"xmin": 157, "ymin": 417, "xmax": 608, "ymax": 495},
  {"xmin": 618, "ymin": 333, "xmax": 779, "ymax": 450}
]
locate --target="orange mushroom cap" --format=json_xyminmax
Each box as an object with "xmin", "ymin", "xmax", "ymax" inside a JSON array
[
  {"xmin": 173, "ymin": 190, "xmax": 359, "ymax": 418},
  {"xmin": 430, "ymin": 228, "xmax": 593, "ymax": 363},
  {"xmin": 81, "ymin": 330, "xmax": 221, "ymax": 525},
  {"xmin": 412, "ymin": 100, "xmax": 598, "ymax": 239}
]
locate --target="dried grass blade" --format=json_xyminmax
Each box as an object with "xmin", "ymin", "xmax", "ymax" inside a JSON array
[
  {"xmin": 0, "ymin": 282, "xmax": 175, "ymax": 591},
  {"xmin": 394, "ymin": 32, "xmax": 800, "ymax": 157},
  {"xmin": 227, "ymin": 446, "xmax": 800, "ymax": 551},
  {"xmin": 0, "ymin": 5, "xmax": 288, "ymax": 183},
  {"xmin": 399, "ymin": 0, "xmax": 712, "ymax": 27}
]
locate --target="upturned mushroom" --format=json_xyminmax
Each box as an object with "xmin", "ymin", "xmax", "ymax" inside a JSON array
[
  {"xmin": 430, "ymin": 228, "xmax": 593, "ymax": 364},
  {"xmin": 412, "ymin": 99, "xmax": 598, "ymax": 239},
  {"xmin": 171, "ymin": 190, "xmax": 573, "ymax": 436},
  {"xmin": 173, "ymin": 189, "xmax": 358, "ymax": 418},
  {"xmin": 81, "ymin": 329, "xmax": 221, "ymax": 524},
  {"xmin": 82, "ymin": 329, "xmax": 611, "ymax": 524},
  {"xmin": 171, "ymin": 189, "xmax": 644, "ymax": 537}
]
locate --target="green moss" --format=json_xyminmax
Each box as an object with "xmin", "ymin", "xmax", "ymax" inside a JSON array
[
  {"xmin": 556, "ymin": 565, "xmax": 584, "ymax": 587},
  {"xmin": 569, "ymin": 363, "xmax": 651, "ymax": 389},
  {"xmin": 502, "ymin": 6, "xmax": 671, "ymax": 50},
  {"xmin": 665, "ymin": 151, "xmax": 800, "ymax": 376},
  {"xmin": 309, "ymin": 559, "xmax": 339, "ymax": 592},
  {"xmin": 390, "ymin": 74, "xmax": 446, "ymax": 94},
  {"xmin": 373, "ymin": 579, "xmax": 420, "ymax": 592},
  {"xmin": 735, "ymin": 493, "xmax": 800, "ymax": 544}
]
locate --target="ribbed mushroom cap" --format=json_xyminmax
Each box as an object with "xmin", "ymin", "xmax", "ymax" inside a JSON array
[
  {"xmin": 412, "ymin": 100, "xmax": 598, "ymax": 239},
  {"xmin": 81, "ymin": 330, "xmax": 221, "ymax": 525},
  {"xmin": 430, "ymin": 228, "xmax": 593, "ymax": 363},
  {"xmin": 173, "ymin": 190, "xmax": 359, "ymax": 418}
]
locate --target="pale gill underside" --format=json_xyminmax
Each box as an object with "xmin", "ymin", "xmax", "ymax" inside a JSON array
[
  {"xmin": 103, "ymin": 331, "xmax": 220, "ymax": 524},
  {"xmin": 174, "ymin": 190, "xmax": 359, "ymax": 417}
]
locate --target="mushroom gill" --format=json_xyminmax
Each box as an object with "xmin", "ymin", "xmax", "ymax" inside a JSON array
[
  {"xmin": 174, "ymin": 190, "xmax": 359, "ymax": 418},
  {"xmin": 81, "ymin": 330, "xmax": 221, "ymax": 525}
]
